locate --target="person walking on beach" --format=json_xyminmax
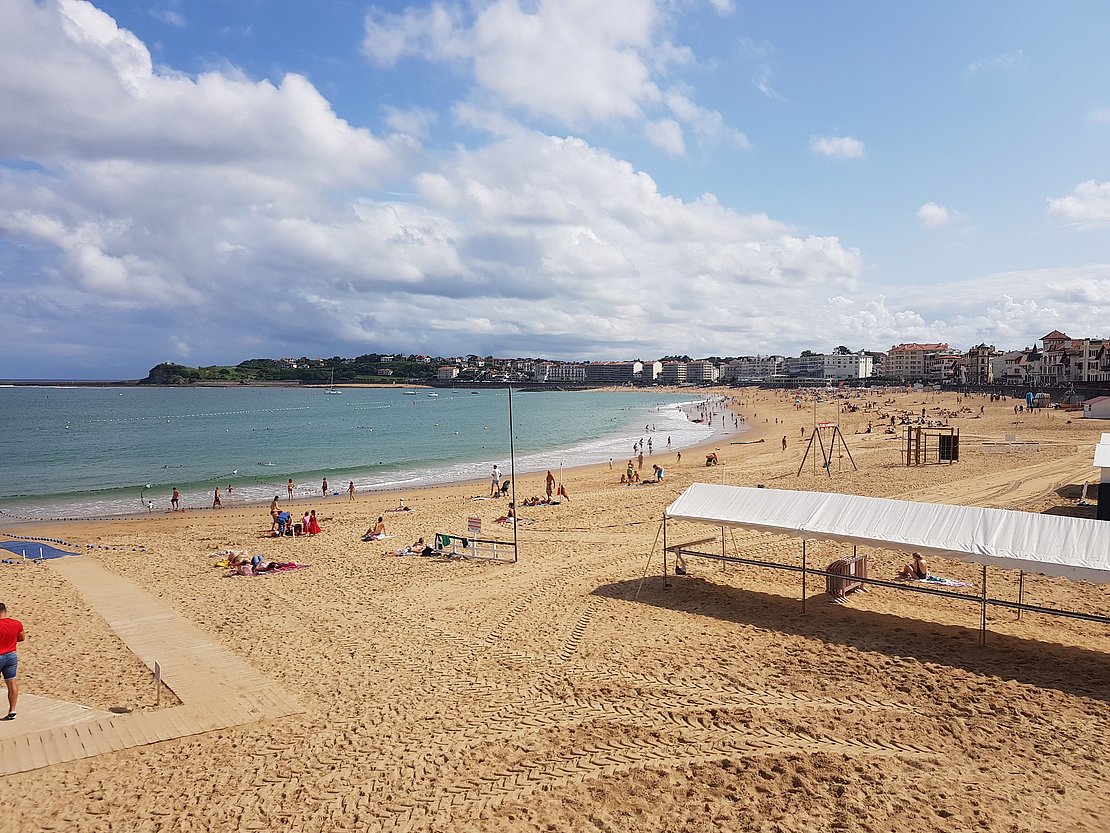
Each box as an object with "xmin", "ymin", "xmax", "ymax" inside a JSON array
[
  {"xmin": 490, "ymin": 464, "xmax": 501, "ymax": 497},
  {"xmin": 546, "ymin": 469, "xmax": 555, "ymax": 499},
  {"xmin": 287, "ymin": 479, "xmax": 295, "ymax": 500},
  {"xmin": 270, "ymin": 496, "xmax": 280, "ymax": 532},
  {"xmin": 321, "ymin": 477, "xmax": 329, "ymax": 497},
  {"xmin": 0, "ymin": 601, "xmax": 26, "ymax": 721},
  {"xmin": 170, "ymin": 487, "xmax": 180, "ymax": 511},
  {"xmin": 782, "ymin": 436, "xmax": 787, "ymax": 453},
  {"xmin": 348, "ymin": 481, "xmax": 355, "ymax": 501},
  {"xmin": 213, "ymin": 487, "xmax": 222, "ymax": 509}
]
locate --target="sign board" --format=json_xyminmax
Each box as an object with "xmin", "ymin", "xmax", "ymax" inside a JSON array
[{"xmin": 468, "ymin": 516, "xmax": 481, "ymax": 536}]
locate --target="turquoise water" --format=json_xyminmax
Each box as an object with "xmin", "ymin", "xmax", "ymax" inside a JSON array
[{"xmin": 0, "ymin": 386, "xmax": 728, "ymax": 520}]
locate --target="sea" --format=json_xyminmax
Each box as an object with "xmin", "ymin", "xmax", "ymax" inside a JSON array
[{"xmin": 0, "ymin": 386, "xmax": 734, "ymax": 521}]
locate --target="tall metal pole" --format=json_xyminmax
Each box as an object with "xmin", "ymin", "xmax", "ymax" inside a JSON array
[{"xmin": 508, "ymin": 385, "xmax": 518, "ymax": 563}]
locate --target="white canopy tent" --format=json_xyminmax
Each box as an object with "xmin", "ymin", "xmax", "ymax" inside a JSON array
[
  {"xmin": 665, "ymin": 484, "xmax": 1110, "ymax": 585},
  {"xmin": 659, "ymin": 484, "xmax": 1110, "ymax": 643}
]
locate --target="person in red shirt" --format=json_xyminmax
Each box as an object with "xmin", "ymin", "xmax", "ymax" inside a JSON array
[{"xmin": 0, "ymin": 601, "xmax": 27, "ymax": 721}]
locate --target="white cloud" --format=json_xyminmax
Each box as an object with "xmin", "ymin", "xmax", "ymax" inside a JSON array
[
  {"xmin": 362, "ymin": 0, "xmax": 744, "ymax": 145},
  {"xmin": 645, "ymin": 118, "xmax": 685, "ymax": 155},
  {"xmin": 664, "ymin": 89, "xmax": 749, "ymax": 149},
  {"xmin": 917, "ymin": 202, "xmax": 951, "ymax": 227},
  {"xmin": 1047, "ymin": 180, "xmax": 1110, "ymax": 229},
  {"xmin": 151, "ymin": 8, "xmax": 185, "ymax": 28},
  {"xmin": 383, "ymin": 105, "xmax": 438, "ymax": 138},
  {"xmin": 965, "ymin": 50, "xmax": 1023, "ymax": 77},
  {"xmin": 707, "ymin": 0, "xmax": 734, "ymax": 13},
  {"xmin": 809, "ymin": 135, "xmax": 865, "ymax": 159},
  {"xmin": 1088, "ymin": 107, "xmax": 1110, "ymax": 123}
]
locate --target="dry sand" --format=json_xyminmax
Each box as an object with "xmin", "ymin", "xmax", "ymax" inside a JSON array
[{"xmin": 2, "ymin": 388, "xmax": 1109, "ymax": 832}]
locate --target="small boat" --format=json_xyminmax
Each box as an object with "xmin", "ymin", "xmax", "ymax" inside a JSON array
[
  {"xmin": 427, "ymin": 392, "xmax": 439, "ymax": 397},
  {"xmin": 403, "ymin": 390, "xmax": 418, "ymax": 395},
  {"xmin": 324, "ymin": 369, "xmax": 342, "ymax": 395}
]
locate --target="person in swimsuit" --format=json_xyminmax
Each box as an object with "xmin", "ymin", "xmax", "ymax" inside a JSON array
[
  {"xmin": 897, "ymin": 552, "xmax": 928, "ymax": 580},
  {"xmin": 362, "ymin": 516, "xmax": 386, "ymax": 541}
]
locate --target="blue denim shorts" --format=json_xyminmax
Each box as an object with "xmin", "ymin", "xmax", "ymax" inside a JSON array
[{"xmin": 0, "ymin": 651, "xmax": 17, "ymax": 680}]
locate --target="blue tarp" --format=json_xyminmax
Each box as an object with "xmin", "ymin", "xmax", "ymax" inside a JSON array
[{"xmin": 0, "ymin": 541, "xmax": 81, "ymax": 560}]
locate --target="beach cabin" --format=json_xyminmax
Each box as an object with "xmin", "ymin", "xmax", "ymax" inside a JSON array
[{"xmin": 1084, "ymin": 396, "xmax": 1110, "ymax": 420}]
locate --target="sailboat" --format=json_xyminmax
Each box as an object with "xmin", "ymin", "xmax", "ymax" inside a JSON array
[{"xmin": 324, "ymin": 369, "xmax": 342, "ymax": 395}]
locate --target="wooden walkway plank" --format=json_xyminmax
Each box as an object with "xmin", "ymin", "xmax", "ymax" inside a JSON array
[{"xmin": 0, "ymin": 557, "xmax": 304, "ymax": 777}]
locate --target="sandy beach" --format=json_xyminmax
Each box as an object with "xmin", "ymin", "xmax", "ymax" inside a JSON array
[{"xmin": 2, "ymin": 387, "xmax": 1109, "ymax": 832}]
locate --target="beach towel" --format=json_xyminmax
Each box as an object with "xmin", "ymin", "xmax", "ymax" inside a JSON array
[
  {"xmin": 225, "ymin": 563, "xmax": 309, "ymax": 577},
  {"xmin": 899, "ymin": 575, "xmax": 973, "ymax": 588}
]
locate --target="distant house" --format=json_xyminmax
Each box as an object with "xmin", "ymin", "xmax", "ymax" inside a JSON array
[{"xmin": 1084, "ymin": 397, "xmax": 1110, "ymax": 420}]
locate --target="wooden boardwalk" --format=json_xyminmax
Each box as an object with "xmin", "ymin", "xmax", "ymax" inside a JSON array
[{"xmin": 0, "ymin": 557, "xmax": 301, "ymax": 776}]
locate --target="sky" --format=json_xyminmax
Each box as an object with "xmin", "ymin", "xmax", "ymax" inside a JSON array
[{"xmin": 1, "ymin": 0, "xmax": 1108, "ymax": 379}]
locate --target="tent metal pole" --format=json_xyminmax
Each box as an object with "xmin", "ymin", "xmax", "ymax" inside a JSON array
[
  {"xmin": 663, "ymin": 514, "xmax": 669, "ymax": 589},
  {"xmin": 1017, "ymin": 571, "xmax": 1024, "ymax": 620},
  {"xmin": 980, "ymin": 565, "xmax": 988, "ymax": 646},
  {"xmin": 803, "ymin": 542, "xmax": 812, "ymax": 613},
  {"xmin": 635, "ymin": 520, "xmax": 664, "ymax": 600}
]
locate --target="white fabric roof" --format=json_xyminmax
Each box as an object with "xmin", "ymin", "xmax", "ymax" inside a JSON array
[
  {"xmin": 1095, "ymin": 436, "xmax": 1110, "ymax": 468},
  {"xmin": 1094, "ymin": 443, "xmax": 1110, "ymax": 469},
  {"xmin": 666, "ymin": 484, "xmax": 1110, "ymax": 585}
]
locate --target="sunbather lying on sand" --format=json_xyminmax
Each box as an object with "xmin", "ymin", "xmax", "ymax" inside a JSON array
[{"xmin": 386, "ymin": 537, "xmax": 436, "ymax": 557}]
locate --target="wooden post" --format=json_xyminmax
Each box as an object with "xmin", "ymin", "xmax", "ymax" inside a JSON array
[{"xmin": 1017, "ymin": 571, "xmax": 1024, "ymax": 620}]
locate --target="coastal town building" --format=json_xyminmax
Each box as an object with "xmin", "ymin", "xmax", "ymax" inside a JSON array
[
  {"xmin": 721, "ymin": 356, "xmax": 785, "ymax": 383},
  {"xmin": 533, "ymin": 362, "xmax": 586, "ymax": 383},
  {"xmin": 966, "ymin": 344, "xmax": 1000, "ymax": 385},
  {"xmin": 436, "ymin": 365, "xmax": 459, "ymax": 380},
  {"xmin": 783, "ymin": 352, "xmax": 873, "ymax": 381},
  {"xmin": 659, "ymin": 361, "xmax": 688, "ymax": 385},
  {"xmin": 884, "ymin": 343, "xmax": 949, "ymax": 382},
  {"xmin": 686, "ymin": 360, "xmax": 720, "ymax": 383},
  {"xmin": 584, "ymin": 361, "xmax": 642, "ymax": 385}
]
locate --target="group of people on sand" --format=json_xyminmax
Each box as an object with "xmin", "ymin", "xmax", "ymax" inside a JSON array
[
  {"xmin": 269, "ymin": 496, "xmax": 323, "ymax": 536},
  {"xmin": 621, "ymin": 461, "xmax": 664, "ymax": 485}
]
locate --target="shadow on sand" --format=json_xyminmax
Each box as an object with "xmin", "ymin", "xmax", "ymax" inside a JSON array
[{"xmin": 593, "ymin": 574, "xmax": 1110, "ymax": 703}]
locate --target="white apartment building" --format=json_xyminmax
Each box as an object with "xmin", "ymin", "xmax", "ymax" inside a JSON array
[
  {"xmin": 686, "ymin": 360, "xmax": 719, "ymax": 383},
  {"xmin": 721, "ymin": 356, "xmax": 785, "ymax": 382},
  {"xmin": 885, "ymin": 343, "xmax": 949, "ymax": 381},
  {"xmin": 533, "ymin": 362, "xmax": 586, "ymax": 383},
  {"xmin": 784, "ymin": 352, "xmax": 872, "ymax": 380},
  {"xmin": 659, "ymin": 361, "xmax": 688, "ymax": 384},
  {"xmin": 584, "ymin": 361, "xmax": 643, "ymax": 384}
]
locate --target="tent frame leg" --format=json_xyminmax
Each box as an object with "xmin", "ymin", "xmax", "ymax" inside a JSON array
[
  {"xmin": 801, "ymin": 539, "xmax": 807, "ymax": 612},
  {"xmin": 979, "ymin": 565, "xmax": 988, "ymax": 646},
  {"xmin": 1017, "ymin": 571, "xmax": 1024, "ymax": 620}
]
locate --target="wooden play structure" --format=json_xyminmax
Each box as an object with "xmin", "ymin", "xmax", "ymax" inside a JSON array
[
  {"xmin": 797, "ymin": 421, "xmax": 857, "ymax": 477},
  {"xmin": 902, "ymin": 425, "xmax": 959, "ymax": 466}
]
